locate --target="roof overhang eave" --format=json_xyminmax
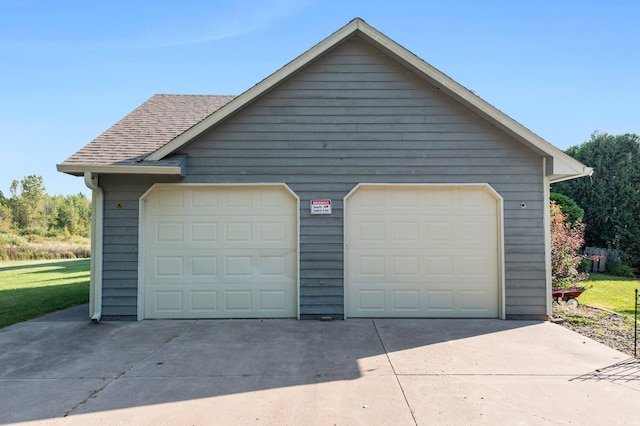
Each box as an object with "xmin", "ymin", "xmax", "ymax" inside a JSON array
[
  {"xmin": 547, "ymin": 155, "xmax": 594, "ymax": 183},
  {"xmin": 549, "ymin": 169, "xmax": 594, "ymax": 184},
  {"xmin": 56, "ymin": 163, "xmax": 186, "ymax": 177}
]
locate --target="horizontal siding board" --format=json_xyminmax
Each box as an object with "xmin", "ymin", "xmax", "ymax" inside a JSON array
[
  {"xmin": 506, "ymin": 305, "xmax": 546, "ymax": 315},
  {"xmin": 103, "ymin": 297, "xmax": 137, "ymax": 306},
  {"xmin": 103, "ymin": 260, "xmax": 136, "ymax": 270},
  {"xmin": 299, "ymin": 252, "xmax": 344, "ymax": 262},
  {"xmin": 103, "ymin": 217, "xmax": 138, "ymax": 227},
  {"xmin": 298, "ymin": 227, "xmax": 343, "ymax": 236},
  {"xmin": 506, "ymin": 288, "xmax": 546, "ymax": 297},
  {"xmin": 101, "ymin": 306, "xmax": 137, "ymax": 317},
  {"xmin": 104, "ymin": 235, "xmax": 138, "ymax": 245},
  {"xmin": 299, "ymin": 243, "xmax": 343, "ymax": 252},
  {"xmin": 298, "ymin": 305, "xmax": 343, "ymax": 315},
  {"xmin": 505, "ymin": 270, "xmax": 546, "ymax": 280},
  {"xmin": 186, "ymin": 166, "xmax": 539, "ymax": 176},
  {"xmin": 101, "ymin": 288, "xmax": 137, "ymax": 297},
  {"xmin": 187, "ymin": 157, "xmax": 536, "ymax": 168},
  {"xmin": 103, "ymin": 270, "xmax": 138, "ymax": 280},
  {"xmin": 507, "ymin": 262, "xmax": 546, "ymax": 272},
  {"xmin": 279, "ymin": 79, "xmax": 430, "ymax": 91},
  {"xmin": 248, "ymin": 105, "xmax": 461, "ymax": 116},
  {"xmin": 103, "ymin": 253, "xmax": 139, "ymax": 262},
  {"xmin": 301, "ymin": 269, "xmax": 344, "ymax": 279},
  {"xmin": 300, "ymin": 278, "xmax": 344, "ymax": 286},
  {"xmin": 505, "ymin": 253, "xmax": 546, "ymax": 263},
  {"xmin": 300, "ymin": 286, "xmax": 345, "ymax": 297},
  {"xmin": 102, "ymin": 245, "xmax": 137, "ymax": 255},
  {"xmin": 300, "ymin": 260, "xmax": 344, "ymax": 270},
  {"xmin": 104, "ymin": 226, "xmax": 138, "ymax": 236},
  {"xmin": 102, "ymin": 279, "xmax": 139, "ymax": 289}
]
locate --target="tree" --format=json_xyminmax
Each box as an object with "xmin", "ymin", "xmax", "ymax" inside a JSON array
[
  {"xmin": 553, "ymin": 132, "xmax": 640, "ymax": 266},
  {"xmin": 0, "ymin": 190, "xmax": 12, "ymax": 232},
  {"xmin": 10, "ymin": 175, "xmax": 48, "ymax": 234},
  {"xmin": 549, "ymin": 192, "xmax": 584, "ymax": 224},
  {"xmin": 47, "ymin": 193, "xmax": 91, "ymax": 237},
  {"xmin": 550, "ymin": 202, "xmax": 587, "ymax": 288}
]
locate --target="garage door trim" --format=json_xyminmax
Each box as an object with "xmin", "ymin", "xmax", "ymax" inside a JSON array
[
  {"xmin": 343, "ymin": 183, "xmax": 505, "ymax": 319},
  {"xmin": 137, "ymin": 183, "xmax": 300, "ymax": 320}
]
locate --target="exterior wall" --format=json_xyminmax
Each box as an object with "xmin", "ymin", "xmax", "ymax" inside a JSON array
[
  {"xmin": 100, "ymin": 175, "xmax": 179, "ymax": 319},
  {"xmin": 180, "ymin": 37, "xmax": 546, "ymax": 319},
  {"xmin": 99, "ymin": 36, "xmax": 547, "ymax": 319}
]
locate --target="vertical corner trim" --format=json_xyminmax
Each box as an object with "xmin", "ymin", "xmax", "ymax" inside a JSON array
[{"xmin": 84, "ymin": 172, "xmax": 104, "ymax": 322}]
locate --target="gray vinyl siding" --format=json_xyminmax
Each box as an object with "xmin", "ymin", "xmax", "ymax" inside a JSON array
[
  {"xmin": 99, "ymin": 36, "xmax": 547, "ymax": 319},
  {"xmin": 100, "ymin": 175, "xmax": 179, "ymax": 319}
]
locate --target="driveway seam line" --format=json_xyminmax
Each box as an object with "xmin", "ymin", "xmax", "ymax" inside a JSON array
[
  {"xmin": 65, "ymin": 321, "xmax": 198, "ymax": 417},
  {"xmin": 372, "ymin": 319, "xmax": 418, "ymax": 426}
]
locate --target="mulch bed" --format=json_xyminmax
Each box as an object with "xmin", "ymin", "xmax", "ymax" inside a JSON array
[{"xmin": 552, "ymin": 301, "xmax": 637, "ymax": 357}]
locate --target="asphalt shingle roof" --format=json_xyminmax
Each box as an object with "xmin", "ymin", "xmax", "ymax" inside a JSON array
[{"xmin": 61, "ymin": 94, "xmax": 235, "ymax": 166}]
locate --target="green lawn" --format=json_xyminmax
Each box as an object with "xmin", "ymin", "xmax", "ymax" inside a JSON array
[
  {"xmin": 580, "ymin": 273, "xmax": 640, "ymax": 318},
  {"xmin": 0, "ymin": 258, "xmax": 90, "ymax": 328}
]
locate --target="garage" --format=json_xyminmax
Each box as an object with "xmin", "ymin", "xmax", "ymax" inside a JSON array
[
  {"xmin": 140, "ymin": 184, "xmax": 298, "ymax": 319},
  {"xmin": 345, "ymin": 184, "xmax": 503, "ymax": 318}
]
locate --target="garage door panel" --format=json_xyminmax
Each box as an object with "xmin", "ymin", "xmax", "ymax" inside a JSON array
[
  {"xmin": 391, "ymin": 290, "xmax": 420, "ymax": 311},
  {"xmin": 352, "ymin": 248, "xmax": 496, "ymax": 284},
  {"xmin": 155, "ymin": 291, "xmax": 183, "ymax": 312},
  {"xmin": 350, "ymin": 285, "xmax": 497, "ymax": 316},
  {"xmin": 426, "ymin": 291, "xmax": 454, "ymax": 311},
  {"xmin": 347, "ymin": 185, "xmax": 500, "ymax": 318},
  {"xmin": 144, "ymin": 186, "xmax": 297, "ymax": 319},
  {"xmin": 147, "ymin": 250, "xmax": 296, "ymax": 284},
  {"xmin": 190, "ymin": 291, "xmax": 218, "ymax": 311}
]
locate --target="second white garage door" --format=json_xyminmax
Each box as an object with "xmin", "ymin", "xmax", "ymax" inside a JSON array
[
  {"xmin": 141, "ymin": 184, "xmax": 298, "ymax": 319},
  {"xmin": 345, "ymin": 184, "xmax": 502, "ymax": 318}
]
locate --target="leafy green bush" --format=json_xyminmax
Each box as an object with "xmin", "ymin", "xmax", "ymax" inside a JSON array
[
  {"xmin": 605, "ymin": 260, "xmax": 635, "ymax": 277},
  {"xmin": 578, "ymin": 258, "xmax": 592, "ymax": 273},
  {"xmin": 551, "ymin": 202, "xmax": 588, "ymax": 288},
  {"xmin": 550, "ymin": 192, "xmax": 584, "ymax": 224}
]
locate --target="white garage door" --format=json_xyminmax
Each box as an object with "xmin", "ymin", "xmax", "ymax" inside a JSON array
[
  {"xmin": 345, "ymin": 185, "xmax": 501, "ymax": 318},
  {"xmin": 142, "ymin": 185, "xmax": 298, "ymax": 319}
]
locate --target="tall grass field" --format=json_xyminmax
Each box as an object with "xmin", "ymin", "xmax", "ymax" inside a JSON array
[
  {"xmin": 0, "ymin": 232, "xmax": 90, "ymax": 261},
  {"xmin": 0, "ymin": 258, "xmax": 89, "ymax": 328}
]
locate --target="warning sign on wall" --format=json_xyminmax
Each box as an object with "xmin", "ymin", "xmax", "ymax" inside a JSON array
[{"xmin": 310, "ymin": 199, "xmax": 332, "ymax": 215}]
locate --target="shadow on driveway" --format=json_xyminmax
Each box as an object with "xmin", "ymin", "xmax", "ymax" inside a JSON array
[{"xmin": 0, "ymin": 304, "xmax": 634, "ymax": 425}]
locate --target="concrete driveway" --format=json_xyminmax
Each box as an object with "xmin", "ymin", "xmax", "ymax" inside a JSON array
[{"xmin": 0, "ymin": 305, "xmax": 638, "ymax": 425}]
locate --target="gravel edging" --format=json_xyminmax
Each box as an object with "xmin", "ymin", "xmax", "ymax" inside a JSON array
[{"xmin": 551, "ymin": 302, "xmax": 637, "ymax": 357}]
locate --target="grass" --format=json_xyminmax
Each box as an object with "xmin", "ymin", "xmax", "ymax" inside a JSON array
[
  {"xmin": 0, "ymin": 258, "xmax": 90, "ymax": 329},
  {"xmin": 580, "ymin": 273, "xmax": 640, "ymax": 318}
]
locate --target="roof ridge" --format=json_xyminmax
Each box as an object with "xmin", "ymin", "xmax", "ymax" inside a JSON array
[{"xmin": 152, "ymin": 93, "xmax": 237, "ymax": 98}]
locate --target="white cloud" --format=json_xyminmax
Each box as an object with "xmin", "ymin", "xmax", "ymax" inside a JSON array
[
  {"xmin": 0, "ymin": 0, "xmax": 315, "ymax": 51},
  {"xmin": 138, "ymin": 0, "xmax": 315, "ymax": 48}
]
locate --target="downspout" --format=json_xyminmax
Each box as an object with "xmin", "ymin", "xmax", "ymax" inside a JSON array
[
  {"xmin": 543, "ymin": 160, "xmax": 553, "ymax": 319},
  {"xmin": 84, "ymin": 172, "xmax": 103, "ymax": 322}
]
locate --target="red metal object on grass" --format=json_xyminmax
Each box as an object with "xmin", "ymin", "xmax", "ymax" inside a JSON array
[{"xmin": 552, "ymin": 288, "xmax": 586, "ymax": 300}]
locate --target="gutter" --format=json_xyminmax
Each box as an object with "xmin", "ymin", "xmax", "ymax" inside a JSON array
[{"xmin": 84, "ymin": 172, "xmax": 103, "ymax": 322}]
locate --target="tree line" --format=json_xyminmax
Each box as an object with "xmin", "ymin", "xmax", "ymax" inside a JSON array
[
  {"xmin": 553, "ymin": 132, "xmax": 640, "ymax": 273},
  {"xmin": 0, "ymin": 175, "xmax": 91, "ymax": 238}
]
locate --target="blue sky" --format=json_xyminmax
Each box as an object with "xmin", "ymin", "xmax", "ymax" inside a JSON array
[{"xmin": 1, "ymin": 0, "xmax": 638, "ymax": 197}]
